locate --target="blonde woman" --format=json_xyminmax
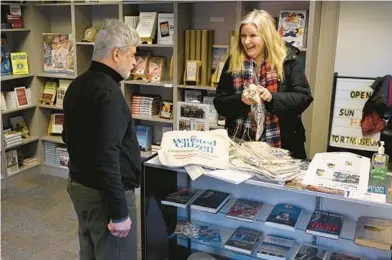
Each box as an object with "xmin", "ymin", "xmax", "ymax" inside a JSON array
[{"xmin": 213, "ymin": 10, "xmax": 313, "ymax": 159}]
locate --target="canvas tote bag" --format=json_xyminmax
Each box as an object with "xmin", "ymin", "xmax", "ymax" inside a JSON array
[{"xmin": 158, "ymin": 129, "xmax": 230, "ymax": 169}]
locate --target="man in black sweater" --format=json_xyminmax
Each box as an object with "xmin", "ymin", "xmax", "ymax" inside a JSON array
[{"xmin": 62, "ymin": 19, "xmax": 141, "ymax": 260}]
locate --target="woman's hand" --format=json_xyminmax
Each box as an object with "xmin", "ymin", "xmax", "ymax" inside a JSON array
[
  {"xmin": 241, "ymin": 91, "xmax": 257, "ymax": 105},
  {"xmin": 260, "ymin": 87, "xmax": 272, "ymax": 102}
]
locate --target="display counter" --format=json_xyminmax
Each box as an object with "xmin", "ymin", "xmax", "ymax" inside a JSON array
[{"xmin": 141, "ymin": 155, "xmax": 392, "ymax": 260}]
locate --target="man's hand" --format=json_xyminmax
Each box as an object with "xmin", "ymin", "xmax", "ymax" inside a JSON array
[
  {"xmin": 108, "ymin": 217, "xmax": 132, "ymax": 238},
  {"xmin": 259, "ymin": 87, "xmax": 272, "ymax": 102},
  {"xmin": 241, "ymin": 91, "xmax": 257, "ymax": 105}
]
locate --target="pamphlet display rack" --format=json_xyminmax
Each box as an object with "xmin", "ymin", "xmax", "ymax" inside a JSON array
[{"xmin": 141, "ymin": 155, "xmax": 392, "ymax": 260}]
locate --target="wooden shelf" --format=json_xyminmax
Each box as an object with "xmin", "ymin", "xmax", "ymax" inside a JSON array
[
  {"xmin": 32, "ymin": 3, "xmax": 72, "ymax": 6},
  {"xmin": 0, "ymin": 28, "xmax": 30, "ymax": 32},
  {"xmin": 38, "ymin": 104, "xmax": 63, "ymax": 110},
  {"xmin": 178, "ymin": 85, "xmax": 217, "ymax": 91},
  {"xmin": 8, "ymin": 162, "xmax": 40, "ymax": 179},
  {"xmin": 132, "ymin": 114, "xmax": 173, "ymax": 124},
  {"xmin": 1, "ymin": 74, "xmax": 33, "ymax": 81},
  {"xmin": 41, "ymin": 136, "xmax": 65, "ymax": 144},
  {"xmin": 75, "ymin": 1, "xmax": 121, "ymax": 5},
  {"xmin": 123, "ymin": 79, "xmax": 173, "ymax": 88},
  {"xmin": 35, "ymin": 73, "xmax": 76, "ymax": 80},
  {"xmin": 5, "ymin": 136, "xmax": 39, "ymax": 151},
  {"xmin": 2, "ymin": 104, "xmax": 36, "ymax": 115},
  {"xmin": 138, "ymin": 44, "xmax": 174, "ymax": 48},
  {"xmin": 76, "ymin": 41, "xmax": 94, "ymax": 45},
  {"xmin": 123, "ymin": 1, "xmax": 173, "ymax": 5},
  {"xmin": 210, "ymin": 124, "xmax": 224, "ymax": 129}
]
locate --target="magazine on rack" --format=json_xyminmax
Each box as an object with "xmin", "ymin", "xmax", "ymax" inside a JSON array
[
  {"xmin": 302, "ymin": 152, "xmax": 370, "ymax": 198},
  {"xmin": 176, "ymin": 101, "xmax": 210, "ymax": 131}
]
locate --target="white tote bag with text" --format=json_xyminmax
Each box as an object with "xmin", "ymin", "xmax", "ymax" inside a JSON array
[{"xmin": 158, "ymin": 129, "xmax": 230, "ymax": 169}]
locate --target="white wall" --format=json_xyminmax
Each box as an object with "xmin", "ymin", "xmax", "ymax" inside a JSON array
[{"xmin": 334, "ymin": 2, "xmax": 392, "ymax": 77}]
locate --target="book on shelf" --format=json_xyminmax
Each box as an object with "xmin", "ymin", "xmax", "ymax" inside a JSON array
[
  {"xmin": 136, "ymin": 12, "xmax": 158, "ymax": 40},
  {"xmin": 161, "ymin": 188, "xmax": 201, "ymax": 208},
  {"xmin": 184, "ymin": 89, "xmax": 203, "ymax": 103},
  {"xmin": 159, "ymin": 100, "xmax": 173, "ymax": 120},
  {"xmin": 265, "ymin": 203, "xmax": 303, "ymax": 231},
  {"xmin": 293, "ymin": 244, "xmax": 329, "ymax": 260},
  {"xmin": 225, "ymin": 198, "xmax": 263, "ymax": 222},
  {"xmin": 146, "ymin": 57, "xmax": 165, "ymax": 82},
  {"xmin": 305, "ymin": 210, "xmax": 344, "ymax": 240},
  {"xmin": 224, "ymin": 226, "xmax": 263, "ymax": 255},
  {"xmin": 47, "ymin": 113, "xmax": 64, "ymax": 135},
  {"xmin": 14, "ymin": 86, "xmax": 29, "ymax": 107},
  {"xmin": 278, "ymin": 10, "xmax": 308, "ymax": 49},
  {"xmin": 9, "ymin": 115, "xmax": 29, "ymax": 138},
  {"xmin": 4, "ymin": 131, "xmax": 22, "ymax": 148},
  {"xmin": 124, "ymin": 16, "xmax": 138, "ymax": 30},
  {"xmin": 10, "ymin": 52, "xmax": 29, "ymax": 75},
  {"xmin": 135, "ymin": 125, "xmax": 152, "ymax": 152},
  {"xmin": 6, "ymin": 149, "xmax": 19, "ymax": 175},
  {"xmin": 256, "ymin": 235, "xmax": 295, "ymax": 260},
  {"xmin": 190, "ymin": 189, "xmax": 231, "ymax": 214},
  {"xmin": 55, "ymin": 79, "xmax": 70, "ymax": 107},
  {"xmin": 157, "ymin": 13, "xmax": 174, "ymax": 45},
  {"xmin": 40, "ymin": 80, "xmax": 58, "ymax": 105},
  {"xmin": 327, "ymin": 252, "xmax": 361, "ymax": 260},
  {"xmin": 177, "ymin": 101, "xmax": 210, "ymax": 131},
  {"xmin": 56, "ymin": 147, "xmax": 69, "ymax": 169},
  {"xmin": 354, "ymin": 216, "xmax": 392, "ymax": 251},
  {"xmin": 43, "ymin": 33, "xmax": 74, "ymax": 75}
]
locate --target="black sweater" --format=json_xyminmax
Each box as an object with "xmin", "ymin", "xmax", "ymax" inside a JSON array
[{"xmin": 62, "ymin": 61, "xmax": 141, "ymax": 220}]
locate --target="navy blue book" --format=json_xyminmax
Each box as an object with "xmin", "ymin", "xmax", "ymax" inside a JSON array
[
  {"xmin": 190, "ymin": 190, "xmax": 231, "ymax": 213},
  {"xmin": 224, "ymin": 227, "xmax": 263, "ymax": 255},
  {"xmin": 305, "ymin": 210, "xmax": 344, "ymax": 239},
  {"xmin": 265, "ymin": 204, "xmax": 303, "ymax": 231}
]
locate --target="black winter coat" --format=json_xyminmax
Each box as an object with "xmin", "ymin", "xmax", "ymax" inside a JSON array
[{"xmin": 213, "ymin": 46, "xmax": 313, "ymax": 159}]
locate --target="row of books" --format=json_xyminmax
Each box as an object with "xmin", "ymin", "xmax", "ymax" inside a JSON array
[
  {"xmin": 44, "ymin": 141, "xmax": 68, "ymax": 169},
  {"xmin": 5, "ymin": 149, "xmax": 38, "ymax": 175},
  {"xmin": 40, "ymin": 79, "xmax": 71, "ymax": 107},
  {"xmin": 130, "ymin": 94, "xmax": 174, "ymax": 120},
  {"xmin": 1, "ymin": 87, "xmax": 32, "ymax": 111},
  {"xmin": 175, "ymin": 221, "xmax": 361, "ymax": 260},
  {"xmin": 3, "ymin": 116, "xmax": 30, "ymax": 139},
  {"xmin": 162, "ymin": 188, "xmax": 392, "ymax": 251}
]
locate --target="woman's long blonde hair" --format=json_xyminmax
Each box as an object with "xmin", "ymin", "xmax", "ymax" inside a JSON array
[{"xmin": 228, "ymin": 9, "xmax": 287, "ymax": 80}]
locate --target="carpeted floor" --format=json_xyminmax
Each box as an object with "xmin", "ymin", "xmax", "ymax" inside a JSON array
[{"xmin": 1, "ymin": 175, "xmax": 141, "ymax": 260}]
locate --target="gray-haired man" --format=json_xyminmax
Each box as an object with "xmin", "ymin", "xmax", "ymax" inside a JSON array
[{"xmin": 62, "ymin": 19, "xmax": 141, "ymax": 260}]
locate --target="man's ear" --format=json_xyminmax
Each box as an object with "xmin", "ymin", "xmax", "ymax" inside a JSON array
[{"xmin": 112, "ymin": 48, "xmax": 120, "ymax": 63}]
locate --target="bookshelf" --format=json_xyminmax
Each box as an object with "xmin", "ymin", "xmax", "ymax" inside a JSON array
[{"xmin": 0, "ymin": 1, "xmax": 325, "ymax": 187}]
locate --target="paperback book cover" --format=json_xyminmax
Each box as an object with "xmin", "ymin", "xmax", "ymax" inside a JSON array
[
  {"xmin": 293, "ymin": 244, "xmax": 329, "ymax": 260},
  {"xmin": 161, "ymin": 188, "xmax": 200, "ymax": 208},
  {"xmin": 265, "ymin": 203, "xmax": 303, "ymax": 231},
  {"xmin": 354, "ymin": 216, "xmax": 392, "ymax": 251},
  {"xmin": 224, "ymin": 227, "xmax": 263, "ymax": 255},
  {"xmin": 191, "ymin": 189, "xmax": 231, "ymax": 214},
  {"xmin": 226, "ymin": 198, "xmax": 263, "ymax": 222},
  {"xmin": 256, "ymin": 235, "xmax": 295, "ymax": 260},
  {"xmin": 196, "ymin": 225, "xmax": 221, "ymax": 242},
  {"xmin": 306, "ymin": 210, "xmax": 344, "ymax": 239},
  {"xmin": 328, "ymin": 252, "xmax": 361, "ymax": 260}
]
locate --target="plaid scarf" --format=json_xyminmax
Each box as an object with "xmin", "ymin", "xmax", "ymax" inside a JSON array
[{"xmin": 231, "ymin": 58, "xmax": 281, "ymax": 147}]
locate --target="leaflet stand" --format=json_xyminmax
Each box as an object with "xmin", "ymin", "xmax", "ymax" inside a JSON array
[{"xmin": 183, "ymin": 60, "xmax": 201, "ymax": 86}]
